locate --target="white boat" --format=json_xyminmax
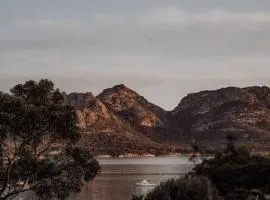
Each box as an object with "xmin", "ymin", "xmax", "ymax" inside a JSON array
[{"xmin": 136, "ymin": 179, "xmax": 156, "ymax": 186}]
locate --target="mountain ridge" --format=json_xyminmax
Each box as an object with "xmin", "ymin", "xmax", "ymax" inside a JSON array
[{"xmin": 64, "ymin": 84, "xmax": 270, "ymax": 155}]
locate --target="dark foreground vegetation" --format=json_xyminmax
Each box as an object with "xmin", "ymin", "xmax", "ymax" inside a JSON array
[
  {"xmin": 132, "ymin": 136, "xmax": 270, "ymax": 200},
  {"xmin": 0, "ymin": 80, "xmax": 100, "ymax": 200},
  {"xmin": 132, "ymin": 176, "xmax": 222, "ymax": 200}
]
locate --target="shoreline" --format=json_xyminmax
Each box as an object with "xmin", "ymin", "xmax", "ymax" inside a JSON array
[{"xmin": 96, "ymin": 153, "xmax": 214, "ymax": 159}]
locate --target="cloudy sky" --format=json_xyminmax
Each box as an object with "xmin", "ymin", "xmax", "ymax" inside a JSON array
[{"xmin": 1, "ymin": 0, "xmax": 270, "ymax": 110}]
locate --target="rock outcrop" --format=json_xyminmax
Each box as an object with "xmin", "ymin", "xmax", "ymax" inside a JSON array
[
  {"xmin": 63, "ymin": 90, "xmax": 176, "ymax": 155},
  {"xmin": 171, "ymin": 86, "xmax": 270, "ymax": 151},
  {"xmin": 97, "ymin": 84, "xmax": 172, "ymax": 140},
  {"xmin": 97, "ymin": 84, "xmax": 168, "ymax": 127},
  {"xmin": 64, "ymin": 85, "xmax": 270, "ymax": 154}
]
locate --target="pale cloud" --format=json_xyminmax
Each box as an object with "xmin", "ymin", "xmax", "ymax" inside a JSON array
[
  {"xmin": 139, "ymin": 7, "xmax": 270, "ymax": 25},
  {"xmin": 3, "ymin": 7, "xmax": 270, "ymax": 57}
]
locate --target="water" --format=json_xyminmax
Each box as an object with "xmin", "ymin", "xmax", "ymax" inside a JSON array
[
  {"xmin": 18, "ymin": 156, "xmax": 197, "ymax": 200},
  {"xmin": 73, "ymin": 156, "xmax": 196, "ymax": 200}
]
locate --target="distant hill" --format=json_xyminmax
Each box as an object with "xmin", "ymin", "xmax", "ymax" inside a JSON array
[{"xmin": 64, "ymin": 85, "xmax": 270, "ymax": 155}]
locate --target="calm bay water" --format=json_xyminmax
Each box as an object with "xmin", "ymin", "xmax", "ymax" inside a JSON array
[
  {"xmin": 72, "ymin": 156, "xmax": 196, "ymax": 200},
  {"xmin": 19, "ymin": 156, "xmax": 197, "ymax": 200}
]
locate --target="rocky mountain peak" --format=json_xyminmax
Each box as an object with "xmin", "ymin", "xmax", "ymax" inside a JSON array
[
  {"xmin": 171, "ymin": 86, "xmax": 270, "ymax": 151},
  {"xmin": 112, "ymin": 84, "xmax": 129, "ymax": 91},
  {"xmin": 61, "ymin": 85, "xmax": 270, "ymax": 154},
  {"xmin": 172, "ymin": 86, "xmax": 270, "ymax": 116},
  {"xmin": 97, "ymin": 84, "xmax": 168, "ymax": 128},
  {"xmin": 97, "ymin": 84, "xmax": 137, "ymax": 100}
]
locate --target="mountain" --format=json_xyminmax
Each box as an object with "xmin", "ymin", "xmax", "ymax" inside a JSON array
[
  {"xmin": 97, "ymin": 84, "xmax": 174, "ymax": 141},
  {"xmin": 63, "ymin": 90, "xmax": 177, "ymax": 156},
  {"xmin": 65, "ymin": 85, "xmax": 270, "ymax": 155},
  {"xmin": 171, "ymin": 86, "xmax": 270, "ymax": 152},
  {"xmin": 97, "ymin": 84, "xmax": 168, "ymax": 127}
]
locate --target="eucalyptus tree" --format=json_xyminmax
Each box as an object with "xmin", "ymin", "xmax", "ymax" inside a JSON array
[{"xmin": 0, "ymin": 79, "xmax": 100, "ymax": 200}]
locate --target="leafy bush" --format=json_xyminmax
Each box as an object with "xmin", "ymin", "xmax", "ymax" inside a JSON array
[
  {"xmin": 142, "ymin": 177, "xmax": 222, "ymax": 200},
  {"xmin": 131, "ymin": 195, "xmax": 144, "ymax": 200},
  {"xmin": 194, "ymin": 138, "xmax": 270, "ymax": 198}
]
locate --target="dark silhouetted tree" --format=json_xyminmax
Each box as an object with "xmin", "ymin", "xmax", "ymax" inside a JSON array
[{"xmin": 0, "ymin": 79, "xmax": 100, "ymax": 200}]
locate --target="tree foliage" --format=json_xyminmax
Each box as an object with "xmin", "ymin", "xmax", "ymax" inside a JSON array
[
  {"xmin": 0, "ymin": 79, "xmax": 100, "ymax": 200},
  {"xmin": 194, "ymin": 135, "xmax": 270, "ymax": 200},
  {"xmin": 141, "ymin": 177, "xmax": 222, "ymax": 200}
]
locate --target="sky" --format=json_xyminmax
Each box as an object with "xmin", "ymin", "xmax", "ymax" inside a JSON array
[{"xmin": 1, "ymin": 0, "xmax": 270, "ymax": 110}]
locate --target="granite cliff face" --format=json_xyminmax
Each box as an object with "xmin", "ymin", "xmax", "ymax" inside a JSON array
[
  {"xmin": 65, "ymin": 85, "xmax": 270, "ymax": 154},
  {"xmin": 171, "ymin": 86, "xmax": 270, "ymax": 151},
  {"xmin": 63, "ymin": 90, "xmax": 175, "ymax": 155},
  {"xmin": 97, "ymin": 84, "xmax": 171, "ymax": 140},
  {"xmin": 97, "ymin": 84, "xmax": 168, "ymax": 127},
  {"xmin": 65, "ymin": 92, "xmax": 121, "ymax": 130}
]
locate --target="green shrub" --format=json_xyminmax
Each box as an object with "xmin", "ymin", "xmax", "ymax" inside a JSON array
[{"xmin": 143, "ymin": 177, "xmax": 222, "ymax": 200}]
